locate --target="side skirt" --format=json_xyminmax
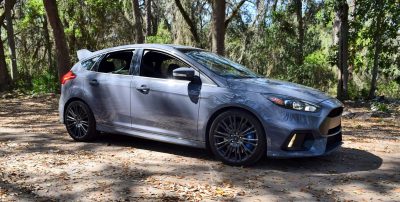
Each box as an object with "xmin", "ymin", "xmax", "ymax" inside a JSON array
[{"xmin": 97, "ymin": 124, "xmax": 206, "ymax": 149}]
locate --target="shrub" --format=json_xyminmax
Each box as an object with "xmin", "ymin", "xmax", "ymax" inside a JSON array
[
  {"xmin": 32, "ymin": 72, "xmax": 58, "ymax": 93},
  {"xmin": 377, "ymin": 80, "xmax": 400, "ymax": 99},
  {"xmin": 291, "ymin": 50, "xmax": 335, "ymax": 92},
  {"xmin": 145, "ymin": 22, "xmax": 172, "ymax": 44},
  {"xmin": 371, "ymin": 102, "xmax": 389, "ymax": 112}
]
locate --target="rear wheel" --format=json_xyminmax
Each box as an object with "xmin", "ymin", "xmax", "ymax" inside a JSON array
[
  {"xmin": 64, "ymin": 101, "xmax": 97, "ymax": 141},
  {"xmin": 209, "ymin": 109, "xmax": 266, "ymax": 166}
]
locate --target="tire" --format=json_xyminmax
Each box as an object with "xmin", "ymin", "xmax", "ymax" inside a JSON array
[
  {"xmin": 64, "ymin": 100, "xmax": 97, "ymax": 141},
  {"xmin": 209, "ymin": 109, "xmax": 266, "ymax": 166}
]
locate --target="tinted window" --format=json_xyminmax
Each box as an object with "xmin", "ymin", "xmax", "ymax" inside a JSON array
[
  {"xmin": 140, "ymin": 51, "xmax": 191, "ymax": 79},
  {"xmin": 98, "ymin": 51, "xmax": 134, "ymax": 75},
  {"xmin": 81, "ymin": 56, "xmax": 100, "ymax": 70},
  {"xmin": 181, "ymin": 50, "xmax": 259, "ymax": 79}
]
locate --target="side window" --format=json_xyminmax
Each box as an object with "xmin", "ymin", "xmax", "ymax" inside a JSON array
[
  {"xmin": 97, "ymin": 50, "xmax": 134, "ymax": 75},
  {"xmin": 81, "ymin": 56, "xmax": 99, "ymax": 70},
  {"xmin": 140, "ymin": 50, "xmax": 193, "ymax": 79}
]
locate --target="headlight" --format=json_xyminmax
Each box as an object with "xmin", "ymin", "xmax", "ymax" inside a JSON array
[{"xmin": 264, "ymin": 94, "xmax": 320, "ymax": 112}]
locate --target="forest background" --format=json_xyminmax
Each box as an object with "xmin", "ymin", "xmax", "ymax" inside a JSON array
[{"xmin": 0, "ymin": 0, "xmax": 399, "ymax": 101}]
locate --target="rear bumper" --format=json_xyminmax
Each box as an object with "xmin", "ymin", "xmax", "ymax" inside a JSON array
[{"xmin": 58, "ymin": 90, "xmax": 66, "ymax": 124}]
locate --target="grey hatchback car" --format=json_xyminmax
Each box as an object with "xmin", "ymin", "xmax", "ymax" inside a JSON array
[{"xmin": 59, "ymin": 44, "xmax": 343, "ymax": 165}]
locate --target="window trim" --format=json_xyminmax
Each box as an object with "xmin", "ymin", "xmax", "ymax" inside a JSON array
[
  {"xmin": 139, "ymin": 49, "xmax": 197, "ymax": 79},
  {"xmin": 95, "ymin": 49, "xmax": 136, "ymax": 75},
  {"xmin": 137, "ymin": 48, "xmax": 216, "ymax": 85},
  {"xmin": 80, "ymin": 47, "xmax": 218, "ymax": 86}
]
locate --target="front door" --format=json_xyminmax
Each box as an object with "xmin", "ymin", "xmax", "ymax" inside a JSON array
[{"xmin": 130, "ymin": 50, "xmax": 201, "ymax": 140}]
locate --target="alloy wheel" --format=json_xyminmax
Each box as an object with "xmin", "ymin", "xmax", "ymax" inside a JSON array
[
  {"xmin": 65, "ymin": 102, "xmax": 90, "ymax": 138},
  {"xmin": 212, "ymin": 115, "xmax": 259, "ymax": 163}
]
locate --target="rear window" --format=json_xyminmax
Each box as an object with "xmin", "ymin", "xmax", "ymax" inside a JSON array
[{"xmin": 81, "ymin": 56, "xmax": 100, "ymax": 70}]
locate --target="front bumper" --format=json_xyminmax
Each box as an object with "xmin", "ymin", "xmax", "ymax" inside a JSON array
[{"xmin": 260, "ymin": 98, "xmax": 344, "ymax": 158}]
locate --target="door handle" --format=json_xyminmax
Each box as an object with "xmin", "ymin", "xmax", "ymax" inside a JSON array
[
  {"xmin": 136, "ymin": 85, "xmax": 150, "ymax": 94},
  {"xmin": 89, "ymin": 79, "xmax": 99, "ymax": 86}
]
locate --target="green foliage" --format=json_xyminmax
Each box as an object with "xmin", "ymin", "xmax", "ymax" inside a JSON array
[
  {"xmin": 19, "ymin": 0, "xmax": 45, "ymax": 29},
  {"xmin": 351, "ymin": 0, "xmax": 399, "ymax": 91},
  {"xmin": 371, "ymin": 102, "xmax": 389, "ymax": 113},
  {"xmin": 297, "ymin": 50, "xmax": 335, "ymax": 91},
  {"xmin": 31, "ymin": 72, "xmax": 58, "ymax": 94},
  {"xmin": 377, "ymin": 80, "xmax": 400, "ymax": 99},
  {"xmin": 146, "ymin": 23, "xmax": 173, "ymax": 44},
  {"xmin": 59, "ymin": 0, "xmax": 132, "ymax": 54},
  {"xmin": 347, "ymin": 80, "xmax": 369, "ymax": 100},
  {"xmin": 1, "ymin": 0, "xmax": 399, "ymax": 100},
  {"xmin": 346, "ymin": 78, "xmax": 400, "ymax": 100}
]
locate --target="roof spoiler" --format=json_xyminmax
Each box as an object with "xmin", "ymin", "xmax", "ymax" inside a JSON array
[{"xmin": 77, "ymin": 49, "xmax": 93, "ymax": 61}]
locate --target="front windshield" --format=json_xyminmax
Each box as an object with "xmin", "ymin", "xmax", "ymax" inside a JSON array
[{"xmin": 181, "ymin": 49, "xmax": 260, "ymax": 79}]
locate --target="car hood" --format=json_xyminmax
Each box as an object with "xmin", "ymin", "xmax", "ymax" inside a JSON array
[{"xmin": 227, "ymin": 78, "xmax": 332, "ymax": 103}]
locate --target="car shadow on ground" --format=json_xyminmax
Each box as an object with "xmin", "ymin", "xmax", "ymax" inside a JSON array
[
  {"xmin": 91, "ymin": 133, "xmax": 383, "ymax": 174},
  {"xmin": 257, "ymin": 147, "xmax": 383, "ymax": 174}
]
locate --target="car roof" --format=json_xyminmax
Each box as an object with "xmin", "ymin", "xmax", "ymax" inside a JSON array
[{"xmin": 80, "ymin": 44, "xmax": 202, "ymax": 60}]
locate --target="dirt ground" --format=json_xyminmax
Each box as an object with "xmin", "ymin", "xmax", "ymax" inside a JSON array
[{"xmin": 0, "ymin": 94, "xmax": 399, "ymax": 201}]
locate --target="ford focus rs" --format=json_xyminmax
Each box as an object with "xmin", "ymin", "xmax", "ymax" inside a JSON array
[{"xmin": 59, "ymin": 44, "xmax": 343, "ymax": 165}]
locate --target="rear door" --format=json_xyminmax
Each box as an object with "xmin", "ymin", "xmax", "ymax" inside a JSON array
[
  {"xmin": 130, "ymin": 49, "xmax": 201, "ymax": 140},
  {"xmin": 85, "ymin": 50, "xmax": 135, "ymax": 129}
]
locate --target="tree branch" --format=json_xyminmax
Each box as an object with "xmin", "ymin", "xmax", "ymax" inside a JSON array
[
  {"xmin": 121, "ymin": 0, "xmax": 134, "ymax": 27},
  {"xmin": 122, "ymin": 12, "xmax": 134, "ymax": 28},
  {"xmin": 225, "ymin": 0, "xmax": 247, "ymax": 28},
  {"xmin": 174, "ymin": 0, "xmax": 200, "ymax": 44}
]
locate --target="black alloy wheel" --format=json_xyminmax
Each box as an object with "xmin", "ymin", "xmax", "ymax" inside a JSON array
[
  {"xmin": 209, "ymin": 109, "xmax": 266, "ymax": 166},
  {"xmin": 64, "ymin": 101, "xmax": 97, "ymax": 141}
]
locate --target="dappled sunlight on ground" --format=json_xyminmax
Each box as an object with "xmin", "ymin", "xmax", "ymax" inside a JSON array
[{"xmin": 0, "ymin": 95, "xmax": 399, "ymax": 201}]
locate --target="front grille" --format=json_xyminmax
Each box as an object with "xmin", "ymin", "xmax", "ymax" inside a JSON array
[
  {"xmin": 328, "ymin": 107, "xmax": 344, "ymax": 117},
  {"xmin": 326, "ymin": 132, "xmax": 342, "ymax": 151}
]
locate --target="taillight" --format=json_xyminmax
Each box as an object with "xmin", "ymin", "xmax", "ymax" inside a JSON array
[{"xmin": 61, "ymin": 71, "xmax": 76, "ymax": 84}]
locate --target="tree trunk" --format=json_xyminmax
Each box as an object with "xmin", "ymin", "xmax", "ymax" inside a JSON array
[
  {"xmin": 132, "ymin": 0, "xmax": 144, "ymax": 43},
  {"xmin": 146, "ymin": 0, "xmax": 153, "ymax": 36},
  {"xmin": 151, "ymin": 13, "xmax": 158, "ymax": 35},
  {"xmin": 43, "ymin": 0, "xmax": 71, "ymax": 81},
  {"xmin": 336, "ymin": 0, "xmax": 349, "ymax": 100},
  {"xmin": 174, "ymin": 0, "xmax": 200, "ymax": 45},
  {"xmin": 255, "ymin": 0, "xmax": 269, "ymax": 33},
  {"xmin": 369, "ymin": 1, "xmax": 384, "ymax": 99},
  {"xmin": 4, "ymin": 0, "xmax": 17, "ymax": 80},
  {"xmin": 211, "ymin": 0, "xmax": 225, "ymax": 55},
  {"xmin": 294, "ymin": 0, "xmax": 304, "ymax": 66},
  {"xmin": 0, "ymin": 27, "xmax": 11, "ymax": 91}
]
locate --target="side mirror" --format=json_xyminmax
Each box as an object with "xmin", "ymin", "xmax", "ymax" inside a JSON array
[{"xmin": 173, "ymin": 67, "xmax": 195, "ymax": 80}]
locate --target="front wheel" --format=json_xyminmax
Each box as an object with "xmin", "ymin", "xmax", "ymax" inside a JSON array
[
  {"xmin": 64, "ymin": 100, "xmax": 97, "ymax": 141},
  {"xmin": 209, "ymin": 109, "xmax": 266, "ymax": 166}
]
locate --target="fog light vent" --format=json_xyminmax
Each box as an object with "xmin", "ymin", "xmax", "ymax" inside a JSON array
[
  {"xmin": 283, "ymin": 132, "xmax": 314, "ymax": 151},
  {"xmin": 287, "ymin": 134, "xmax": 296, "ymax": 148}
]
